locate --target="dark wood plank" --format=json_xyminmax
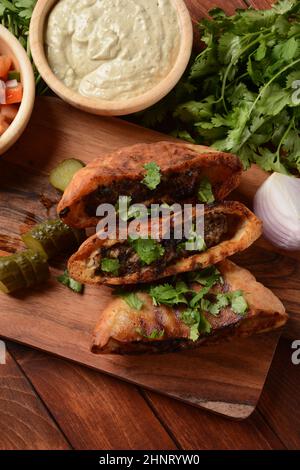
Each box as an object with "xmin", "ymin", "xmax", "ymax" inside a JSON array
[
  {"xmin": 258, "ymin": 338, "xmax": 300, "ymax": 449},
  {"xmin": 8, "ymin": 343, "xmax": 177, "ymax": 450},
  {"xmin": 232, "ymin": 245, "xmax": 300, "ymax": 340},
  {"xmin": 0, "ymin": 349, "xmax": 70, "ymax": 450},
  {"xmin": 142, "ymin": 392, "xmax": 284, "ymax": 450}
]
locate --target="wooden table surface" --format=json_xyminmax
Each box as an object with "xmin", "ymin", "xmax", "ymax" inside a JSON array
[{"xmin": 0, "ymin": 0, "xmax": 299, "ymax": 450}]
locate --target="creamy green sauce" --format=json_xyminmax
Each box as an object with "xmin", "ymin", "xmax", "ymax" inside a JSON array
[{"xmin": 46, "ymin": 0, "xmax": 181, "ymax": 101}]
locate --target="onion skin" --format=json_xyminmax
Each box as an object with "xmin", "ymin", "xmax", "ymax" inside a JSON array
[{"xmin": 254, "ymin": 173, "xmax": 300, "ymax": 251}]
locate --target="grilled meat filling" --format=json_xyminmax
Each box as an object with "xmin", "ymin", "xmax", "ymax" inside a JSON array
[
  {"xmin": 84, "ymin": 168, "xmax": 208, "ymax": 217},
  {"xmin": 95, "ymin": 214, "xmax": 228, "ymax": 277}
]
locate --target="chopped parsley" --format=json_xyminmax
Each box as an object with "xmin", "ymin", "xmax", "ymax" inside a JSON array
[
  {"xmin": 122, "ymin": 292, "xmax": 144, "ymax": 311},
  {"xmin": 101, "ymin": 258, "xmax": 120, "ymax": 275},
  {"xmin": 147, "ymin": 267, "xmax": 248, "ymax": 342},
  {"xmin": 184, "ymin": 227, "xmax": 207, "ymax": 252},
  {"xmin": 129, "ymin": 237, "xmax": 165, "ymax": 265},
  {"xmin": 228, "ymin": 290, "xmax": 248, "ymax": 316},
  {"xmin": 149, "ymin": 281, "xmax": 190, "ymax": 307},
  {"xmin": 198, "ymin": 178, "xmax": 215, "ymax": 204},
  {"xmin": 188, "ymin": 266, "xmax": 223, "ymax": 287},
  {"xmin": 57, "ymin": 270, "xmax": 84, "ymax": 294},
  {"xmin": 142, "ymin": 162, "xmax": 161, "ymax": 190}
]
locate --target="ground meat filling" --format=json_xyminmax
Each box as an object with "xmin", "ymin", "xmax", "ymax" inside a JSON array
[
  {"xmin": 84, "ymin": 168, "xmax": 203, "ymax": 217},
  {"xmin": 96, "ymin": 213, "xmax": 228, "ymax": 277}
]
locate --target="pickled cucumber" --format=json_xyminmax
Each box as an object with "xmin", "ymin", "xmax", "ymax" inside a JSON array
[
  {"xmin": 0, "ymin": 250, "xmax": 49, "ymax": 294},
  {"xmin": 49, "ymin": 159, "xmax": 85, "ymax": 192},
  {"xmin": 14, "ymin": 252, "xmax": 36, "ymax": 287},
  {"xmin": 23, "ymin": 250, "xmax": 50, "ymax": 283},
  {"xmin": 0, "ymin": 258, "xmax": 26, "ymax": 293},
  {"xmin": 22, "ymin": 220, "xmax": 85, "ymax": 260}
]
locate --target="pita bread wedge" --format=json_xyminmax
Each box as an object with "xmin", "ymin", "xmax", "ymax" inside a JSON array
[
  {"xmin": 91, "ymin": 260, "xmax": 287, "ymax": 354},
  {"xmin": 57, "ymin": 142, "xmax": 243, "ymax": 228},
  {"xmin": 68, "ymin": 201, "xmax": 262, "ymax": 286}
]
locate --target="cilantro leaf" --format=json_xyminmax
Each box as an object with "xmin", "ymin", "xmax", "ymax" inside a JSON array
[
  {"xmin": 101, "ymin": 258, "xmax": 120, "ymax": 275},
  {"xmin": 198, "ymin": 178, "xmax": 215, "ymax": 203},
  {"xmin": 129, "ymin": 237, "xmax": 165, "ymax": 265},
  {"xmin": 198, "ymin": 314, "xmax": 212, "ymax": 335},
  {"xmin": 181, "ymin": 225, "xmax": 207, "ymax": 253},
  {"xmin": 142, "ymin": 163, "xmax": 161, "ymax": 190},
  {"xmin": 187, "ymin": 266, "xmax": 222, "ymax": 287},
  {"xmin": 57, "ymin": 270, "xmax": 83, "ymax": 294},
  {"xmin": 189, "ymin": 323, "xmax": 200, "ymax": 342},
  {"xmin": 149, "ymin": 282, "xmax": 189, "ymax": 307},
  {"xmin": 228, "ymin": 290, "xmax": 248, "ymax": 316},
  {"xmin": 122, "ymin": 292, "xmax": 144, "ymax": 311},
  {"xmin": 181, "ymin": 307, "xmax": 200, "ymax": 326}
]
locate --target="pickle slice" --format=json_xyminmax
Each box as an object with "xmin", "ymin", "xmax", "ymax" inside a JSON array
[
  {"xmin": 0, "ymin": 251, "xmax": 49, "ymax": 294},
  {"xmin": 22, "ymin": 220, "xmax": 85, "ymax": 260},
  {"xmin": 14, "ymin": 252, "xmax": 36, "ymax": 287},
  {"xmin": 22, "ymin": 226, "xmax": 57, "ymax": 260},
  {"xmin": 23, "ymin": 250, "xmax": 50, "ymax": 283},
  {"xmin": 49, "ymin": 159, "xmax": 85, "ymax": 192},
  {"xmin": 0, "ymin": 257, "xmax": 26, "ymax": 293}
]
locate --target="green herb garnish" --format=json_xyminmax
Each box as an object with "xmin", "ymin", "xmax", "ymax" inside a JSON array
[
  {"xmin": 149, "ymin": 281, "xmax": 190, "ymax": 307},
  {"xmin": 184, "ymin": 228, "xmax": 207, "ymax": 252},
  {"xmin": 122, "ymin": 292, "xmax": 144, "ymax": 311},
  {"xmin": 129, "ymin": 237, "xmax": 165, "ymax": 265},
  {"xmin": 138, "ymin": 0, "xmax": 300, "ymax": 175},
  {"xmin": 198, "ymin": 178, "xmax": 215, "ymax": 203},
  {"xmin": 142, "ymin": 162, "xmax": 161, "ymax": 190},
  {"xmin": 188, "ymin": 266, "xmax": 222, "ymax": 287},
  {"xmin": 147, "ymin": 266, "xmax": 247, "ymax": 342},
  {"xmin": 228, "ymin": 290, "xmax": 248, "ymax": 316},
  {"xmin": 101, "ymin": 258, "xmax": 120, "ymax": 275},
  {"xmin": 57, "ymin": 270, "xmax": 83, "ymax": 294}
]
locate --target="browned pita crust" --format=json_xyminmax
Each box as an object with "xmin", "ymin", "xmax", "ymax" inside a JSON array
[
  {"xmin": 68, "ymin": 201, "xmax": 262, "ymax": 286},
  {"xmin": 57, "ymin": 142, "xmax": 243, "ymax": 228},
  {"xmin": 91, "ymin": 260, "xmax": 287, "ymax": 354}
]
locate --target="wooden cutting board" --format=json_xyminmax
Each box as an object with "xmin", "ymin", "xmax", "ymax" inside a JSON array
[{"xmin": 0, "ymin": 97, "xmax": 296, "ymax": 420}]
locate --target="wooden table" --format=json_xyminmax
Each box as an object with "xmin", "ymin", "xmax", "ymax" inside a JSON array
[{"xmin": 0, "ymin": 0, "xmax": 299, "ymax": 450}]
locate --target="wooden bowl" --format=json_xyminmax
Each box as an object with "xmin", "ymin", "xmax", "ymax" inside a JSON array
[
  {"xmin": 30, "ymin": 0, "xmax": 193, "ymax": 116},
  {"xmin": 0, "ymin": 26, "xmax": 35, "ymax": 155}
]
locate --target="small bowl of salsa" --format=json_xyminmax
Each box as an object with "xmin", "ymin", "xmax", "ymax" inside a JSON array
[{"xmin": 0, "ymin": 25, "xmax": 35, "ymax": 155}]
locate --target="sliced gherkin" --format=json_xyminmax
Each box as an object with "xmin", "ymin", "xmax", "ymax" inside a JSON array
[
  {"xmin": 49, "ymin": 159, "xmax": 85, "ymax": 192},
  {"xmin": 22, "ymin": 220, "xmax": 85, "ymax": 260},
  {"xmin": 0, "ymin": 257, "xmax": 26, "ymax": 293},
  {"xmin": 0, "ymin": 250, "xmax": 49, "ymax": 294},
  {"xmin": 23, "ymin": 250, "xmax": 50, "ymax": 283},
  {"xmin": 14, "ymin": 252, "xmax": 36, "ymax": 287}
]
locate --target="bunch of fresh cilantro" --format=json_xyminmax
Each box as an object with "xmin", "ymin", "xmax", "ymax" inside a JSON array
[
  {"xmin": 0, "ymin": 0, "xmax": 48, "ymax": 94},
  {"xmin": 139, "ymin": 0, "xmax": 300, "ymax": 175}
]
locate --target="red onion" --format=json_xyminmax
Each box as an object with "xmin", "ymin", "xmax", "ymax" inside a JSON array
[
  {"xmin": 5, "ymin": 79, "xmax": 18, "ymax": 89},
  {"xmin": 0, "ymin": 80, "xmax": 6, "ymax": 104},
  {"xmin": 254, "ymin": 173, "xmax": 300, "ymax": 251}
]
